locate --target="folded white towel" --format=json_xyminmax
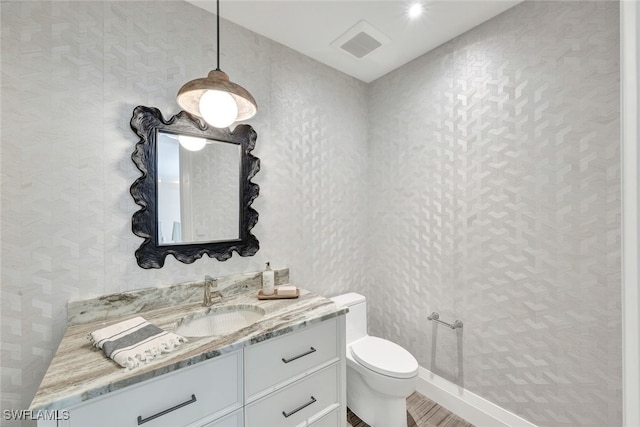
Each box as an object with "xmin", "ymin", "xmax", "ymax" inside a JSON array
[{"xmin": 89, "ymin": 316, "xmax": 186, "ymax": 369}]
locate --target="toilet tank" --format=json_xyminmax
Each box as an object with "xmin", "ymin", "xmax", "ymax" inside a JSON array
[{"xmin": 331, "ymin": 293, "xmax": 367, "ymax": 345}]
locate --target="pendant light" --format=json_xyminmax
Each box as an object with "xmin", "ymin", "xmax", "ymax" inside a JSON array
[{"xmin": 176, "ymin": 0, "xmax": 257, "ymax": 128}]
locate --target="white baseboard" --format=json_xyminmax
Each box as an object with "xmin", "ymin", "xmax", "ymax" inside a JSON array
[{"xmin": 416, "ymin": 367, "xmax": 537, "ymax": 427}]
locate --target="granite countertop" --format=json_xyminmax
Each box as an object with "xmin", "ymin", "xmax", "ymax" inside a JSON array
[{"xmin": 29, "ymin": 271, "xmax": 346, "ymax": 412}]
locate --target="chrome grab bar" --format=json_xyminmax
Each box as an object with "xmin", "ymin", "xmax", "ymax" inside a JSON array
[{"xmin": 427, "ymin": 312, "xmax": 463, "ymax": 329}]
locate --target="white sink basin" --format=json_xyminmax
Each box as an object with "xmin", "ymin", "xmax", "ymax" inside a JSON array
[{"xmin": 175, "ymin": 305, "xmax": 265, "ymax": 337}]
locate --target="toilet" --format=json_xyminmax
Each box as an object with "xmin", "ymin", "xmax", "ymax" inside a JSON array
[{"xmin": 331, "ymin": 293, "xmax": 419, "ymax": 427}]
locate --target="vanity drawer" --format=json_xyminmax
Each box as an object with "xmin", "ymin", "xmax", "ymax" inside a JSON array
[
  {"xmin": 245, "ymin": 318, "xmax": 338, "ymax": 399},
  {"xmin": 244, "ymin": 363, "xmax": 339, "ymax": 427},
  {"xmin": 68, "ymin": 351, "xmax": 242, "ymax": 427},
  {"xmin": 200, "ymin": 409, "xmax": 243, "ymax": 427},
  {"xmin": 309, "ymin": 407, "xmax": 342, "ymax": 427}
]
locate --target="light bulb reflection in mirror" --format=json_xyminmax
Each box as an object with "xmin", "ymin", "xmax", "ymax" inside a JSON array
[{"xmin": 178, "ymin": 135, "xmax": 207, "ymax": 151}]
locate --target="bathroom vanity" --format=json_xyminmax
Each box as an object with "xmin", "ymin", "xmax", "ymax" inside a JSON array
[{"xmin": 29, "ymin": 270, "xmax": 347, "ymax": 427}]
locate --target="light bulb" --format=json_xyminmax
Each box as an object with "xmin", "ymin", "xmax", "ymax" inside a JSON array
[
  {"xmin": 178, "ymin": 135, "xmax": 207, "ymax": 151},
  {"xmin": 199, "ymin": 90, "xmax": 238, "ymax": 128}
]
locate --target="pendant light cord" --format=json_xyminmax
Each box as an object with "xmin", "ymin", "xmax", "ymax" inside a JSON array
[{"xmin": 216, "ymin": 0, "xmax": 221, "ymax": 71}]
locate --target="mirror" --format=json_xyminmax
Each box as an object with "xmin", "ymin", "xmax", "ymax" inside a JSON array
[
  {"xmin": 156, "ymin": 131, "xmax": 241, "ymax": 244},
  {"xmin": 130, "ymin": 106, "xmax": 260, "ymax": 269}
]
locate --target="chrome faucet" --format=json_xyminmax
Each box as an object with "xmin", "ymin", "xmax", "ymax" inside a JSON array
[{"xmin": 203, "ymin": 275, "xmax": 221, "ymax": 307}]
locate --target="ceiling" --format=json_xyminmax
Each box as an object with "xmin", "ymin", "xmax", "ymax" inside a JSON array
[{"xmin": 186, "ymin": 0, "xmax": 522, "ymax": 83}]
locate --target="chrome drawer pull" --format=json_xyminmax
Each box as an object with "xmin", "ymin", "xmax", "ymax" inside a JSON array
[
  {"xmin": 281, "ymin": 347, "xmax": 316, "ymax": 363},
  {"xmin": 282, "ymin": 396, "xmax": 317, "ymax": 418},
  {"xmin": 137, "ymin": 394, "xmax": 197, "ymax": 425}
]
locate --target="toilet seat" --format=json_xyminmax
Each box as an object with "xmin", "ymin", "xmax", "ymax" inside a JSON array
[{"xmin": 350, "ymin": 336, "xmax": 418, "ymax": 379}]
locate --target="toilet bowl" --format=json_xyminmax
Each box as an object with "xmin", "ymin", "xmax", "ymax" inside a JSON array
[{"xmin": 331, "ymin": 293, "xmax": 419, "ymax": 427}]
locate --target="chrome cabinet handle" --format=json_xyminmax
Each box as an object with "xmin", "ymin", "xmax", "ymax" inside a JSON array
[
  {"xmin": 282, "ymin": 396, "xmax": 317, "ymax": 418},
  {"xmin": 137, "ymin": 394, "xmax": 197, "ymax": 425},
  {"xmin": 281, "ymin": 347, "xmax": 316, "ymax": 363}
]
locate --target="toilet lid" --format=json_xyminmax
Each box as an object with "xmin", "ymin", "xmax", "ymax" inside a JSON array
[{"xmin": 350, "ymin": 336, "xmax": 418, "ymax": 379}]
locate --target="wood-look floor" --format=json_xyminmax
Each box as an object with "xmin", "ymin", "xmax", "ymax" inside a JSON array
[{"xmin": 347, "ymin": 392, "xmax": 474, "ymax": 427}]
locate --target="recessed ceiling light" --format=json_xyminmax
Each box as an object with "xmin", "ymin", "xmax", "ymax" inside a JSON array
[{"xmin": 408, "ymin": 2, "xmax": 424, "ymax": 19}]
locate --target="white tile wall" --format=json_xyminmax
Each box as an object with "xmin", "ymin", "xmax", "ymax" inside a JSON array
[{"xmin": 367, "ymin": 2, "xmax": 621, "ymax": 426}]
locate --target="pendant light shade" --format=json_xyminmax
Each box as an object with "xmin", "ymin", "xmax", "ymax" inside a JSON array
[
  {"xmin": 176, "ymin": 0, "xmax": 257, "ymax": 128},
  {"xmin": 177, "ymin": 70, "xmax": 257, "ymax": 127}
]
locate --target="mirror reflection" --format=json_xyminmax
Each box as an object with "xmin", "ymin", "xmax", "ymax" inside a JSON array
[{"xmin": 156, "ymin": 131, "xmax": 241, "ymax": 245}]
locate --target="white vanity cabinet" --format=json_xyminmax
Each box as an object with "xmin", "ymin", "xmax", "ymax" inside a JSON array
[{"xmin": 38, "ymin": 315, "xmax": 345, "ymax": 427}]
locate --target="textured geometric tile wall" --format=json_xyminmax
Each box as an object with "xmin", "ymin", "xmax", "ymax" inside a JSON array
[
  {"xmin": 367, "ymin": 2, "xmax": 621, "ymax": 426},
  {"xmin": 0, "ymin": 1, "xmax": 368, "ymax": 423}
]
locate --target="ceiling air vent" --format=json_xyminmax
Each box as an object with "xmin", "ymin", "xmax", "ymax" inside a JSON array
[
  {"xmin": 340, "ymin": 31, "xmax": 382, "ymax": 59},
  {"xmin": 331, "ymin": 20, "xmax": 390, "ymax": 60}
]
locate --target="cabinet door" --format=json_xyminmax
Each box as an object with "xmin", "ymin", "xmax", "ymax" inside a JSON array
[{"xmin": 67, "ymin": 351, "xmax": 242, "ymax": 427}]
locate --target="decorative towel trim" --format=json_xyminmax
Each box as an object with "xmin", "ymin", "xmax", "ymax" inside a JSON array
[{"xmin": 89, "ymin": 316, "xmax": 187, "ymax": 369}]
